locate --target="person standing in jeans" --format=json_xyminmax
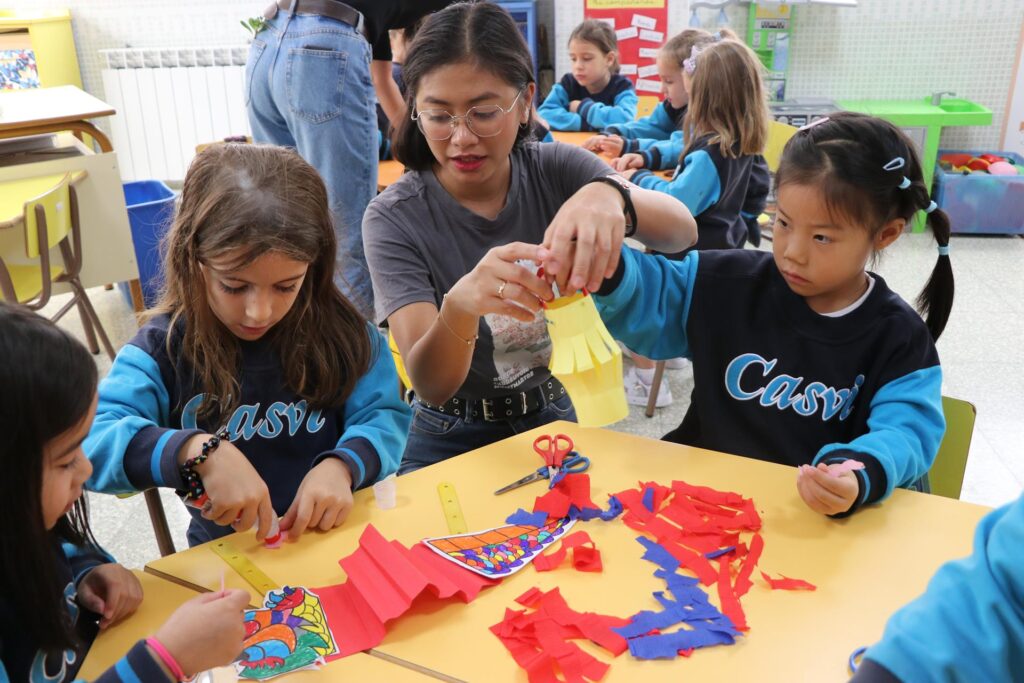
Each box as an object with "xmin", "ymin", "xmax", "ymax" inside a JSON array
[{"xmin": 245, "ymin": 0, "xmax": 454, "ymax": 319}]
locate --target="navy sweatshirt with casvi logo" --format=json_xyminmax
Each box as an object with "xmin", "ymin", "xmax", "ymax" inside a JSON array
[
  {"xmin": 84, "ymin": 315, "xmax": 410, "ymax": 546},
  {"xmin": 595, "ymin": 248, "xmax": 944, "ymax": 515}
]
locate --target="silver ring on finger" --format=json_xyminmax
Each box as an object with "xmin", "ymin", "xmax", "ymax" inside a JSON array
[{"xmin": 497, "ymin": 280, "xmax": 508, "ymax": 300}]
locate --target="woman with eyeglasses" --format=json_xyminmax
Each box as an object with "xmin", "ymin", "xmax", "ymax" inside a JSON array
[{"xmin": 363, "ymin": 1, "xmax": 696, "ymax": 473}]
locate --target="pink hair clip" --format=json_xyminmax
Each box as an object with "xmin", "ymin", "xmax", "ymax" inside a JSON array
[{"xmin": 683, "ymin": 45, "xmax": 703, "ymax": 74}]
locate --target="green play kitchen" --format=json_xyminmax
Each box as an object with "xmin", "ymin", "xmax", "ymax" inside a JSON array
[{"xmin": 837, "ymin": 95, "xmax": 1012, "ymax": 233}]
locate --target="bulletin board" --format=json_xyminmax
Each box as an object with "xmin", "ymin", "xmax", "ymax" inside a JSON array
[{"xmin": 584, "ymin": 0, "xmax": 668, "ymax": 119}]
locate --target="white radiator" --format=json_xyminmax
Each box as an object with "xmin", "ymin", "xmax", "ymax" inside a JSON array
[{"xmin": 100, "ymin": 46, "xmax": 252, "ymax": 182}]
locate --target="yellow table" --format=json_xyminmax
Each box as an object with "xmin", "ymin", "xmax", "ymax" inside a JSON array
[
  {"xmin": 551, "ymin": 131, "xmax": 595, "ymax": 147},
  {"xmin": 378, "ymin": 159, "xmax": 405, "ymax": 191},
  {"xmin": 79, "ymin": 571, "xmax": 435, "ymax": 681},
  {"xmin": 147, "ymin": 423, "xmax": 990, "ymax": 682}
]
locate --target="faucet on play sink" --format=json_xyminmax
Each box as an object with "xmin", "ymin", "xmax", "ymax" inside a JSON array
[{"xmin": 930, "ymin": 91, "xmax": 957, "ymax": 106}]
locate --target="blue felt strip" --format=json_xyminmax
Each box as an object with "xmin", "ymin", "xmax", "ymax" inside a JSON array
[
  {"xmin": 506, "ymin": 508, "xmax": 550, "ymax": 527},
  {"xmin": 642, "ymin": 486, "xmax": 656, "ymax": 512},
  {"xmin": 636, "ymin": 537, "xmax": 681, "ymax": 572},
  {"xmin": 704, "ymin": 545, "xmax": 736, "ymax": 559}
]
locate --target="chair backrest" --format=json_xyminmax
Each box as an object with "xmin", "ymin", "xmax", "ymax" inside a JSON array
[
  {"xmin": 764, "ymin": 120, "xmax": 798, "ymax": 173},
  {"xmin": 929, "ymin": 396, "xmax": 977, "ymax": 499},
  {"xmin": 23, "ymin": 173, "xmax": 72, "ymax": 258}
]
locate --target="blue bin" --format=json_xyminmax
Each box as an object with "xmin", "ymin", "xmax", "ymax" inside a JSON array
[
  {"xmin": 118, "ymin": 180, "xmax": 176, "ymax": 308},
  {"xmin": 934, "ymin": 150, "xmax": 1024, "ymax": 235}
]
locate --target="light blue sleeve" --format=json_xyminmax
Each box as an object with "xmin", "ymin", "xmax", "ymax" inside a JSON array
[
  {"xmin": 594, "ymin": 247, "xmax": 699, "ymax": 361},
  {"xmin": 633, "ymin": 149, "xmax": 721, "ymax": 216},
  {"xmin": 84, "ymin": 345, "xmax": 201, "ymax": 494},
  {"xmin": 538, "ymin": 83, "xmax": 582, "ymax": 132},
  {"xmin": 633, "ymin": 130, "xmax": 685, "ymax": 170},
  {"xmin": 580, "ymin": 89, "xmax": 638, "ymax": 130},
  {"xmin": 815, "ymin": 366, "xmax": 944, "ymax": 505},
  {"xmin": 63, "ymin": 542, "xmax": 116, "ymax": 585},
  {"xmin": 604, "ymin": 102, "xmax": 675, "ymax": 140},
  {"xmin": 861, "ymin": 495, "xmax": 1024, "ymax": 683},
  {"xmin": 312, "ymin": 326, "xmax": 411, "ymax": 489}
]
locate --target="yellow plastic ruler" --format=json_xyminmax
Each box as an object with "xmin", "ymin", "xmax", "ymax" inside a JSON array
[
  {"xmin": 210, "ymin": 540, "xmax": 278, "ymax": 596},
  {"xmin": 437, "ymin": 482, "xmax": 467, "ymax": 534}
]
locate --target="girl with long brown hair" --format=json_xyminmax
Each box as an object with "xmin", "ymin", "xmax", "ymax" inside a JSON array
[{"xmin": 86, "ymin": 144, "xmax": 410, "ymax": 546}]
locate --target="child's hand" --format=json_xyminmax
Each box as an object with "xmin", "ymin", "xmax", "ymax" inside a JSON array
[
  {"xmin": 569, "ymin": 100, "xmax": 581, "ymax": 113},
  {"xmin": 599, "ymin": 135, "xmax": 625, "ymax": 157},
  {"xmin": 280, "ymin": 457, "xmax": 354, "ymax": 537},
  {"xmin": 154, "ymin": 589, "xmax": 249, "ymax": 677},
  {"xmin": 77, "ymin": 563, "xmax": 143, "ymax": 629},
  {"xmin": 582, "ymin": 134, "xmax": 606, "ymax": 152},
  {"xmin": 796, "ymin": 463, "xmax": 859, "ymax": 516},
  {"xmin": 612, "ymin": 153, "xmax": 645, "ymax": 172},
  {"xmin": 184, "ymin": 435, "xmax": 275, "ymax": 541},
  {"xmin": 618, "ymin": 168, "xmax": 638, "ymax": 181},
  {"xmin": 542, "ymin": 181, "xmax": 627, "ymax": 293}
]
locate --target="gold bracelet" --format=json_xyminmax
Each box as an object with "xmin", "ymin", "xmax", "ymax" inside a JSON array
[{"xmin": 438, "ymin": 294, "xmax": 478, "ymax": 346}]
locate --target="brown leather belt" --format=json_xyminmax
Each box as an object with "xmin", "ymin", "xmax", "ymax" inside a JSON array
[{"xmin": 265, "ymin": 0, "xmax": 366, "ymax": 39}]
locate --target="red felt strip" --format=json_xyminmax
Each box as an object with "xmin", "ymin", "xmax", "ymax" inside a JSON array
[
  {"xmin": 760, "ymin": 571, "xmax": 817, "ymax": 591},
  {"xmin": 733, "ymin": 533, "xmax": 764, "ymax": 598},
  {"xmin": 716, "ymin": 556, "xmax": 748, "ymax": 631},
  {"xmin": 534, "ymin": 487, "xmax": 572, "ymax": 519},
  {"xmin": 660, "ymin": 538, "xmax": 718, "ymax": 586},
  {"xmin": 532, "ymin": 531, "xmax": 603, "ymax": 573},
  {"xmin": 556, "ymin": 472, "xmax": 599, "ymax": 510}
]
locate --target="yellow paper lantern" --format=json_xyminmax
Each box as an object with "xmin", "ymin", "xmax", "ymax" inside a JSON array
[{"xmin": 544, "ymin": 291, "xmax": 628, "ymax": 427}]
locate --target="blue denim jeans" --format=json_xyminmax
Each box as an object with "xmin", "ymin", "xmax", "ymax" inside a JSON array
[
  {"xmin": 399, "ymin": 395, "xmax": 578, "ymax": 475},
  {"xmin": 245, "ymin": 10, "xmax": 377, "ymax": 318}
]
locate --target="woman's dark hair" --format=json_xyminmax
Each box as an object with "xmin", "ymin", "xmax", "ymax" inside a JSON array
[
  {"xmin": 775, "ymin": 112, "xmax": 954, "ymax": 340},
  {"xmin": 392, "ymin": 1, "xmax": 536, "ymax": 171},
  {"xmin": 0, "ymin": 302, "xmax": 99, "ymax": 652}
]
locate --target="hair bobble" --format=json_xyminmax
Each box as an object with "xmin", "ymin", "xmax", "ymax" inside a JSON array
[
  {"xmin": 898, "ymin": 176, "xmax": 911, "ymax": 189},
  {"xmin": 925, "ymin": 200, "xmax": 938, "ymax": 213},
  {"xmin": 937, "ymin": 245, "xmax": 950, "ymax": 256}
]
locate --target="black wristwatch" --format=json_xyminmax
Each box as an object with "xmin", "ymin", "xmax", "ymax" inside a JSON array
[{"xmin": 589, "ymin": 174, "xmax": 638, "ymax": 238}]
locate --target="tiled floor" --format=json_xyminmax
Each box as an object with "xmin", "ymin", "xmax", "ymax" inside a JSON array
[{"xmin": 45, "ymin": 232, "xmax": 1024, "ymax": 568}]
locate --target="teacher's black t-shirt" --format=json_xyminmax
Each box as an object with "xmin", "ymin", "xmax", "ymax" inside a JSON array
[{"xmin": 346, "ymin": 0, "xmax": 457, "ymax": 61}]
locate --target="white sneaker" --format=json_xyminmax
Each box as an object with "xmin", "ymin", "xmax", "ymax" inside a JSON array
[
  {"xmin": 625, "ymin": 368, "xmax": 673, "ymax": 407},
  {"xmin": 665, "ymin": 357, "xmax": 690, "ymax": 370}
]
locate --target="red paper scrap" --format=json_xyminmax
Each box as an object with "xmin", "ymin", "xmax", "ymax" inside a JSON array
[
  {"xmin": 716, "ymin": 556, "xmax": 748, "ymax": 632},
  {"xmin": 760, "ymin": 571, "xmax": 817, "ymax": 591},
  {"xmin": 534, "ymin": 487, "xmax": 572, "ymax": 519},
  {"xmin": 557, "ymin": 472, "xmax": 599, "ymax": 510},
  {"xmin": 533, "ymin": 530, "xmax": 603, "ymax": 573},
  {"xmin": 733, "ymin": 533, "xmax": 764, "ymax": 598}
]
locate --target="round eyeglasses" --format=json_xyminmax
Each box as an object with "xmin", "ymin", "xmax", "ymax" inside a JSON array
[{"xmin": 411, "ymin": 90, "xmax": 525, "ymax": 141}]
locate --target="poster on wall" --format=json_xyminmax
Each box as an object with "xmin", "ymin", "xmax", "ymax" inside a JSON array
[
  {"xmin": 1002, "ymin": 20, "xmax": 1024, "ymax": 157},
  {"xmin": 0, "ymin": 32, "xmax": 40, "ymax": 90},
  {"xmin": 584, "ymin": 0, "xmax": 668, "ymax": 118}
]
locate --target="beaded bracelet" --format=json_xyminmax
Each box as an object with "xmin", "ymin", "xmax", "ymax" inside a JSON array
[
  {"xmin": 180, "ymin": 428, "xmax": 229, "ymax": 502},
  {"xmin": 145, "ymin": 636, "xmax": 186, "ymax": 681}
]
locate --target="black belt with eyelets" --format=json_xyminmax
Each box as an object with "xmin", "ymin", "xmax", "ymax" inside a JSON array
[{"xmin": 421, "ymin": 378, "xmax": 567, "ymax": 422}]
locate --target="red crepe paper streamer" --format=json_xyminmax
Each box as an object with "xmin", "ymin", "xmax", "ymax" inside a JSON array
[
  {"xmin": 533, "ymin": 530, "xmax": 603, "ymax": 573},
  {"xmin": 760, "ymin": 571, "xmax": 817, "ymax": 591},
  {"xmin": 491, "ymin": 587, "xmax": 630, "ymax": 682},
  {"xmin": 313, "ymin": 524, "xmax": 498, "ymax": 658}
]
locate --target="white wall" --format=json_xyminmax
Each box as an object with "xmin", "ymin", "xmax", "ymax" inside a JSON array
[
  {"xmin": 21, "ymin": 0, "xmax": 1024, "ymax": 150},
  {"xmin": 553, "ymin": 0, "xmax": 1023, "ymax": 150}
]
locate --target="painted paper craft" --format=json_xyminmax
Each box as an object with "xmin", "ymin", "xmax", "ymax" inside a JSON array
[
  {"xmin": 422, "ymin": 517, "xmax": 576, "ymax": 578},
  {"xmin": 234, "ymin": 586, "xmax": 337, "ymax": 680},
  {"xmin": 544, "ymin": 291, "xmax": 627, "ymax": 427}
]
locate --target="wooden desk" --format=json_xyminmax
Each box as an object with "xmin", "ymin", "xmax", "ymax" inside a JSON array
[
  {"xmin": 0, "ymin": 85, "xmax": 115, "ymax": 153},
  {"xmin": 551, "ymin": 131, "xmax": 595, "ymax": 147},
  {"xmin": 378, "ymin": 159, "xmax": 405, "ymax": 191},
  {"xmin": 146, "ymin": 423, "xmax": 990, "ymax": 682},
  {"xmin": 79, "ymin": 571, "xmax": 434, "ymax": 681}
]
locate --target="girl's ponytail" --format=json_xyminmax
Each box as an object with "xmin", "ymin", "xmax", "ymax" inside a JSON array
[{"xmin": 914, "ymin": 190, "xmax": 954, "ymax": 341}]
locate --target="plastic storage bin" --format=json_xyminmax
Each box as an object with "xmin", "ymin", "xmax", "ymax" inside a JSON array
[
  {"xmin": 934, "ymin": 150, "xmax": 1024, "ymax": 234},
  {"xmin": 118, "ymin": 180, "xmax": 176, "ymax": 308}
]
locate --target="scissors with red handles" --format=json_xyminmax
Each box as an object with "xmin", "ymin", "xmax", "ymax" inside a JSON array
[{"xmin": 494, "ymin": 433, "xmax": 590, "ymax": 495}]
